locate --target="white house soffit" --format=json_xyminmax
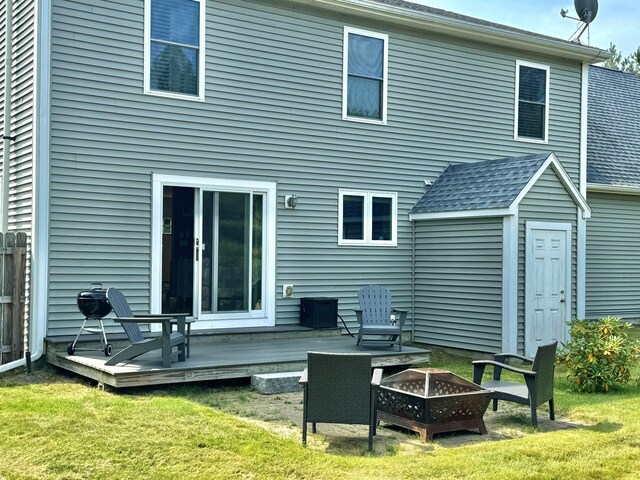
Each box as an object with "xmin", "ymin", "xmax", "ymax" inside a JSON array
[
  {"xmin": 509, "ymin": 153, "xmax": 591, "ymax": 218},
  {"xmin": 409, "ymin": 207, "xmax": 513, "ymax": 221},
  {"xmin": 293, "ymin": 0, "xmax": 610, "ymax": 63},
  {"xmin": 587, "ymin": 183, "xmax": 640, "ymax": 196}
]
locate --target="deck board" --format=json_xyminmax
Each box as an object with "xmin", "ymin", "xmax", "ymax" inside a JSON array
[{"xmin": 46, "ymin": 335, "xmax": 430, "ymax": 388}]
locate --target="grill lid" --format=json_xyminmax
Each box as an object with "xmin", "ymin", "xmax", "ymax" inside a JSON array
[{"xmin": 77, "ymin": 282, "xmax": 112, "ymax": 319}]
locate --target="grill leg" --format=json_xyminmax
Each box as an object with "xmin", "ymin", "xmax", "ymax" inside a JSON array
[
  {"xmin": 98, "ymin": 318, "xmax": 108, "ymax": 349},
  {"xmin": 71, "ymin": 318, "xmax": 89, "ymax": 349}
]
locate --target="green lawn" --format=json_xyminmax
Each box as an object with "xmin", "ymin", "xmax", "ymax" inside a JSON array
[{"xmin": 1, "ymin": 340, "xmax": 640, "ymax": 480}]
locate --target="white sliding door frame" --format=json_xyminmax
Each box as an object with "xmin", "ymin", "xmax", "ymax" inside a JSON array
[{"xmin": 151, "ymin": 174, "xmax": 277, "ymax": 329}]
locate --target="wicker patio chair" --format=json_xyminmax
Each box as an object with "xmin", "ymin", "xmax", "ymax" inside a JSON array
[
  {"xmin": 472, "ymin": 341, "xmax": 558, "ymax": 427},
  {"xmin": 299, "ymin": 352, "xmax": 383, "ymax": 451},
  {"xmin": 355, "ymin": 284, "xmax": 407, "ymax": 351},
  {"xmin": 105, "ymin": 288, "xmax": 186, "ymax": 368}
]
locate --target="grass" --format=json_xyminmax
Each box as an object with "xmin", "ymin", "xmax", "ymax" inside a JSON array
[{"xmin": 1, "ymin": 333, "xmax": 640, "ymax": 479}]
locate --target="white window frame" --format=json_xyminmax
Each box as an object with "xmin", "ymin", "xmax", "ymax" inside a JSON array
[
  {"xmin": 342, "ymin": 27, "xmax": 389, "ymax": 125},
  {"xmin": 514, "ymin": 60, "xmax": 550, "ymax": 144},
  {"xmin": 144, "ymin": 0, "xmax": 206, "ymax": 102},
  {"xmin": 338, "ymin": 189, "xmax": 397, "ymax": 247}
]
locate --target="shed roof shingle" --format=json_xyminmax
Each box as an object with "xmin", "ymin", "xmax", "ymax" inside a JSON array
[
  {"xmin": 410, "ymin": 153, "xmax": 550, "ymax": 214},
  {"xmin": 587, "ymin": 66, "xmax": 640, "ymax": 187}
]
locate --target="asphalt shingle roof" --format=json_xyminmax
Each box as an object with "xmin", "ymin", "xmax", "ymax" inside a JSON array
[
  {"xmin": 410, "ymin": 153, "xmax": 550, "ymax": 214},
  {"xmin": 587, "ymin": 66, "xmax": 640, "ymax": 187}
]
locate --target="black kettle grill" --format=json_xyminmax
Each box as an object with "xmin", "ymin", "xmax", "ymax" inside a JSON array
[{"xmin": 67, "ymin": 283, "xmax": 113, "ymax": 357}]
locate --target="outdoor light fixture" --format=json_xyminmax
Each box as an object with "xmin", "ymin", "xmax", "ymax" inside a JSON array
[{"xmin": 285, "ymin": 194, "xmax": 298, "ymax": 209}]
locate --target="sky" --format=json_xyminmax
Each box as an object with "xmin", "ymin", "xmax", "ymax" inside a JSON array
[{"xmin": 410, "ymin": 0, "xmax": 639, "ymax": 55}]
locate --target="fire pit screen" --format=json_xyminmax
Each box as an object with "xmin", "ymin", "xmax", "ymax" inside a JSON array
[{"xmin": 376, "ymin": 368, "xmax": 492, "ymax": 441}]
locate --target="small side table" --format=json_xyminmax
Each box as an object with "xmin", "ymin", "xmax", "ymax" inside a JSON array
[{"xmin": 170, "ymin": 317, "xmax": 195, "ymax": 358}]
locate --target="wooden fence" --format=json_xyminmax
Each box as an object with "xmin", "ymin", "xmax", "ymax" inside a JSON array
[{"xmin": 0, "ymin": 232, "xmax": 27, "ymax": 365}]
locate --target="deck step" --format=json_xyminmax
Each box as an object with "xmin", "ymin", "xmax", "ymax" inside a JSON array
[{"xmin": 251, "ymin": 371, "xmax": 304, "ymax": 394}]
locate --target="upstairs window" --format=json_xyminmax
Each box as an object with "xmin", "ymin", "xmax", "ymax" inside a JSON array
[
  {"xmin": 515, "ymin": 60, "xmax": 549, "ymax": 143},
  {"xmin": 145, "ymin": 0, "xmax": 205, "ymax": 100},
  {"xmin": 339, "ymin": 190, "xmax": 397, "ymax": 246},
  {"xmin": 343, "ymin": 27, "xmax": 388, "ymax": 124}
]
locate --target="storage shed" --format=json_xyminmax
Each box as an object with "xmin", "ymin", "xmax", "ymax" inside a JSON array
[{"xmin": 410, "ymin": 153, "xmax": 590, "ymax": 356}]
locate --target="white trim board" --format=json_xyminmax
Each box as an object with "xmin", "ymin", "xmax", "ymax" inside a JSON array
[
  {"xmin": 410, "ymin": 207, "xmax": 514, "ymax": 221},
  {"xmin": 32, "ymin": 0, "xmax": 52, "ymax": 360},
  {"xmin": 577, "ymin": 214, "xmax": 586, "ymax": 319},
  {"xmin": 501, "ymin": 214, "xmax": 519, "ymax": 352},
  {"xmin": 579, "ymin": 63, "xmax": 589, "ymax": 198}
]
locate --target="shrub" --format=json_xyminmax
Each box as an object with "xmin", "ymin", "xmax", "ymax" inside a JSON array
[{"xmin": 558, "ymin": 317, "xmax": 640, "ymax": 393}]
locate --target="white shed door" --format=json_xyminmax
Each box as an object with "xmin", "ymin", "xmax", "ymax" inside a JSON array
[{"xmin": 525, "ymin": 223, "xmax": 571, "ymax": 357}]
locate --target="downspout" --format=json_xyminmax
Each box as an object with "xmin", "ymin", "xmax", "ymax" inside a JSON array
[
  {"xmin": 1, "ymin": 0, "xmax": 13, "ymax": 231},
  {"xmin": 0, "ymin": 0, "xmax": 49, "ymax": 373}
]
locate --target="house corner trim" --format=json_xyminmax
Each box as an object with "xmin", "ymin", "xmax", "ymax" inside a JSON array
[
  {"xmin": 32, "ymin": 0, "xmax": 51, "ymax": 360},
  {"xmin": 501, "ymin": 214, "xmax": 518, "ymax": 352}
]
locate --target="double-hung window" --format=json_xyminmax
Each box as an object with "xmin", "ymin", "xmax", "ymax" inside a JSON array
[
  {"xmin": 339, "ymin": 190, "xmax": 397, "ymax": 246},
  {"xmin": 515, "ymin": 60, "xmax": 549, "ymax": 143},
  {"xmin": 343, "ymin": 27, "xmax": 388, "ymax": 124},
  {"xmin": 145, "ymin": 0, "xmax": 206, "ymax": 100}
]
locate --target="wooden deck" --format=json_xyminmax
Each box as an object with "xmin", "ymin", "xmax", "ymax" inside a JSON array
[{"xmin": 46, "ymin": 329, "xmax": 430, "ymax": 389}]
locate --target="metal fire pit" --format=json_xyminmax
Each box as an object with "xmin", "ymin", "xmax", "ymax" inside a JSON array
[{"xmin": 376, "ymin": 368, "xmax": 492, "ymax": 441}]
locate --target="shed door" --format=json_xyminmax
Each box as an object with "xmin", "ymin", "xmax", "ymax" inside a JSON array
[{"xmin": 525, "ymin": 223, "xmax": 571, "ymax": 356}]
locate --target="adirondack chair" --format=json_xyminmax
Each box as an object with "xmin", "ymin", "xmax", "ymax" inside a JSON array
[
  {"xmin": 355, "ymin": 285, "xmax": 407, "ymax": 351},
  {"xmin": 299, "ymin": 352, "xmax": 382, "ymax": 451},
  {"xmin": 472, "ymin": 341, "xmax": 558, "ymax": 427},
  {"xmin": 105, "ymin": 288, "xmax": 186, "ymax": 368}
]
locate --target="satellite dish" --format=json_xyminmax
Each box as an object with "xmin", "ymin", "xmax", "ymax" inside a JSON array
[{"xmin": 574, "ymin": 0, "xmax": 598, "ymax": 24}]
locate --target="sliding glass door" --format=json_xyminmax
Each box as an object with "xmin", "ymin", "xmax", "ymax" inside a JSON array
[{"xmin": 155, "ymin": 175, "xmax": 274, "ymax": 330}]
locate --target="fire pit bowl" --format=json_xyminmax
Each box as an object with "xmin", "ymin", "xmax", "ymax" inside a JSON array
[{"xmin": 376, "ymin": 368, "xmax": 492, "ymax": 441}]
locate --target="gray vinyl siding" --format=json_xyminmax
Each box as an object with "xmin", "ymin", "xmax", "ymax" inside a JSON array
[
  {"xmin": 414, "ymin": 218, "xmax": 503, "ymax": 352},
  {"xmin": 47, "ymin": 0, "xmax": 584, "ymax": 334},
  {"xmin": 0, "ymin": 0, "xmax": 35, "ymax": 233},
  {"xmin": 586, "ymin": 193, "xmax": 640, "ymax": 321},
  {"xmin": 518, "ymin": 169, "xmax": 578, "ymax": 353}
]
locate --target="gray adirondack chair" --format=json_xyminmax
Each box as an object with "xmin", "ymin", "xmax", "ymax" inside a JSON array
[
  {"xmin": 472, "ymin": 341, "xmax": 558, "ymax": 427},
  {"xmin": 355, "ymin": 285, "xmax": 407, "ymax": 351},
  {"xmin": 105, "ymin": 288, "xmax": 186, "ymax": 368},
  {"xmin": 299, "ymin": 352, "xmax": 382, "ymax": 451}
]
